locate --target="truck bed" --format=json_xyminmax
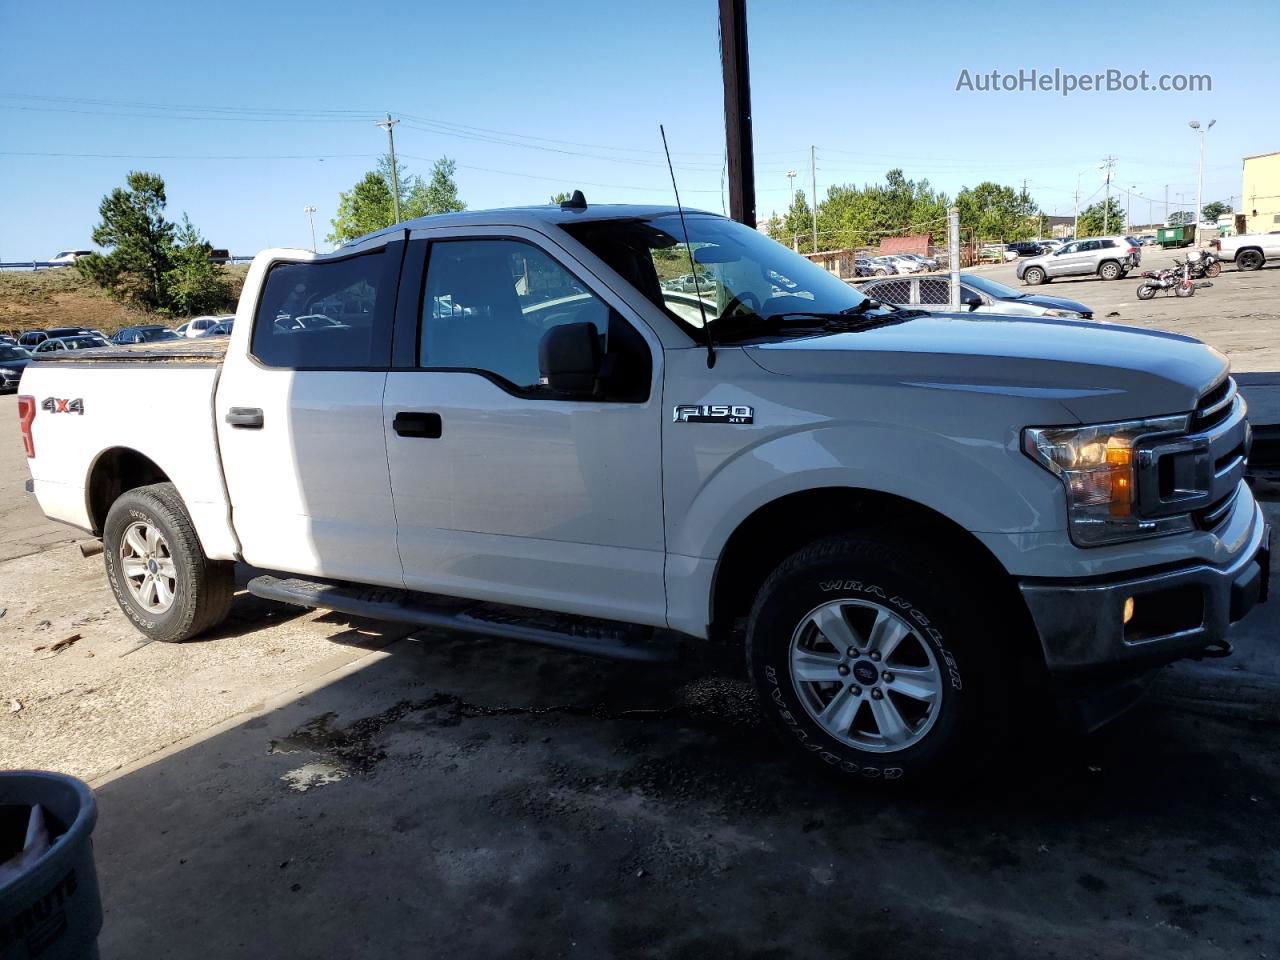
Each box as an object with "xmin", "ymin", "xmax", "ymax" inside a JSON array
[{"xmin": 33, "ymin": 338, "xmax": 228, "ymax": 364}]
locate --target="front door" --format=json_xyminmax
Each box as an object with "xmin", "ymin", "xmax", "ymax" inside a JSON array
[
  {"xmin": 382, "ymin": 228, "xmax": 667, "ymax": 627},
  {"xmin": 215, "ymin": 239, "xmax": 404, "ymax": 585}
]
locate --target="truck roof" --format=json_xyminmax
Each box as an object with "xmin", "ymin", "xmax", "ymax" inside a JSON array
[{"xmin": 342, "ymin": 203, "xmax": 716, "ymax": 249}]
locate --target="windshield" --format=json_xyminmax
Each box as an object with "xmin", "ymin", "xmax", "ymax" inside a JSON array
[
  {"xmin": 960, "ymin": 274, "xmax": 1022, "ymax": 299},
  {"xmin": 564, "ymin": 214, "xmax": 877, "ymax": 339},
  {"xmin": 0, "ymin": 345, "xmax": 30, "ymax": 361}
]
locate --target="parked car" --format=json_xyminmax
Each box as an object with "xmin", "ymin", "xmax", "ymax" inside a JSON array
[
  {"xmin": 1007, "ymin": 242, "xmax": 1045, "ymax": 258},
  {"xmin": 978, "ymin": 244, "xmax": 1018, "ymax": 263},
  {"xmin": 0, "ymin": 343, "xmax": 32, "ymax": 392},
  {"xmin": 17, "ymin": 327, "xmax": 94, "ymax": 348},
  {"xmin": 895, "ymin": 253, "xmax": 940, "ymax": 271},
  {"xmin": 1212, "ymin": 232, "xmax": 1280, "ymax": 271},
  {"xmin": 861, "ymin": 273, "xmax": 1094, "ymax": 320},
  {"xmin": 177, "ymin": 316, "xmax": 224, "ymax": 338},
  {"xmin": 46, "ymin": 250, "xmax": 93, "ymax": 267},
  {"xmin": 31, "ymin": 334, "xmax": 108, "ymax": 353},
  {"xmin": 200, "ymin": 319, "xmax": 235, "ymax": 337},
  {"xmin": 111, "ymin": 325, "xmax": 182, "ymax": 345},
  {"xmin": 19, "ymin": 203, "xmax": 1269, "ymax": 784},
  {"xmin": 1016, "ymin": 236, "xmax": 1141, "ymax": 284},
  {"xmin": 880, "ymin": 255, "xmax": 925, "ymax": 274}
]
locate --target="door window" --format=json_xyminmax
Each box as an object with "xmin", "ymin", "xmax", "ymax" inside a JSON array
[
  {"xmin": 919, "ymin": 278, "xmax": 950, "ymax": 305},
  {"xmin": 252, "ymin": 247, "xmax": 395, "ymax": 369},
  {"xmin": 419, "ymin": 238, "xmax": 642, "ymax": 396}
]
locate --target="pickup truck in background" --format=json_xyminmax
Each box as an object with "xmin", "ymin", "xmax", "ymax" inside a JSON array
[
  {"xmin": 18, "ymin": 201, "xmax": 1272, "ymax": 783},
  {"xmin": 1213, "ymin": 232, "xmax": 1280, "ymax": 271}
]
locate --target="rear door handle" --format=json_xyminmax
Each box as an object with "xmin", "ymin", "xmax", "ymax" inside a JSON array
[
  {"xmin": 225, "ymin": 407, "xmax": 264, "ymax": 429},
  {"xmin": 393, "ymin": 411, "xmax": 442, "ymax": 439}
]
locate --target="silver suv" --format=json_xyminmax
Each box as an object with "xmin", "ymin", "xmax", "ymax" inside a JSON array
[{"xmin": 1016, "ymin": 236, "xmax": 1141, "ymax": 285}]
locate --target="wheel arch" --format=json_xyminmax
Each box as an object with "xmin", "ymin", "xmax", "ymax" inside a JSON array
[
  {"xmin": 1234, "ymin": 246, "xmax": 1264, "ymax": 263},
  {"xmin": 708, "ymin": 487, "xmax": 1036, "ymax": 658},
  {"xmin": 86, "ymin": 446, "xmax": 171, "ymax": 535}
]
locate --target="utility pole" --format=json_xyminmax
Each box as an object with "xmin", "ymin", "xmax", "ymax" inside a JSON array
[
  {"xmin": 1101, "ymin": 156, "xmax": 1117, "ymax": 235},
  {"xmin": 1073, "ymin": 174, "xmax": 1080, "ymax": 238},
  {"xmin": 718, "ymin": 0, "xmax": 756, "ymax": 228},
  {"xmin": 810, "ymin": 145, "xmax": 818, "ymax": 254},
  {"xmin": 303, "ymin": 205, "xmax": 317, "ymax": 252},
  {"xmin": 376, "ymin": 113, "xmax": 402, "ymax": 223},
  {"xmin": 786, "ymin": 170, "xmax": 798, "ymax": 250},
  {"xmin": 1189, "ymin": 119, "xmax": 1215, "ymax": 242}
]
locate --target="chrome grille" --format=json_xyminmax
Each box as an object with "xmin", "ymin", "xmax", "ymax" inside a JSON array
[{"xmin": 1194, "ymin": 377, "xmax": 1236, "ymax": 431}]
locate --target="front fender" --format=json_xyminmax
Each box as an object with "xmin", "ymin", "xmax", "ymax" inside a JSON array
[{"xmin": 668, "ymin": 421, "xmax": 1067, "ymax": 564}]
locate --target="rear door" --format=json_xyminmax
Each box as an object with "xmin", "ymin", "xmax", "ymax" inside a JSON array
[
  {"xmin": 382, "ymin": 226, "xmax": 667, "ymax": 627},
  {"xmin": 215, "ymin": 237, "xmax": 405, "ymax": 585},
  {"xmin": 1047, "ymin": 241, "xmax": 1082, "ymax": 277}
]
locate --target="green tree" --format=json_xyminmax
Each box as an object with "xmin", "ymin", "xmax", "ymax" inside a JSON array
[
  {"xmin": 164, "ymin": 215, "xmax": 231, "ymax": 316},
  {"xmin": 1167, "ymin": 210, "xmax": 1195, "ymax": 227},
  {"xmin": 76, "ymin": 171, "xmax": 176, "ymax": 310},
  {"xmin": 412, "ymin": 156, "xmax": 466, "ymax": 216},
  {"xmin": 549, "ymin": 191, "xmax": 572, "ymax": 204},
  {"xmin": 1202, "ymin": 201, "xmax": 1232, "ymax": 223},
  {"xmin": 1077, "ymin": 198, "xmax": 1126, "ymax": 236},
  {"xmin": 327, "ymin": 171, "xmax": 395, "ymax": 244},
  {"xmin": 955, "ymin": 182, "xmax": 1038, "ymax": 242}
]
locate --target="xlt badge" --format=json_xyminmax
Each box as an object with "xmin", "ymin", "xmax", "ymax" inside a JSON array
[{"xmin": 673, "ymin": 404, "xmax": 754, "ymax": 424}]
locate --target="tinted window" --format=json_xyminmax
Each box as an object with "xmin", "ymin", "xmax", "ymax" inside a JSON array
[
  {"xmin": 0, "ymin": 345, "xmax": 29, "ymax": 361},
  {"xmin": 252, "ymin": 248, "xmax": 394, "ymax": 368},
  {"xmin": 1101, "ymin": 239, "xmax": 1116, "ymax": 249},
  {"xmin": 919, "ymin": 278, "xmax": 950, "ymax": 305},
  {"xmin": 420, "ymin": 239, "xmax": 611, "ymax": 390},
  {"xmin": 1080, "ymin": 240, "xmax": 1101, "ymax": 252}
]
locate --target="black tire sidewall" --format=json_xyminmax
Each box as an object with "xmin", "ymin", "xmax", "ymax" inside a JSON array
[
  {"xmin": 1137, "ymin": 284, "xmax": 1156, "ymax": 300},
  {"xmin": 1099, "ymin": 262, "xmax": 1120, "ymax": 280},
  {"xmin": 748, "ymin": 543, "xmax": 985, "ymax": 783},
  {"xmin": 1025, "ymin": 268, "xmax": 1044, "ymax": 285},
  {"xmin": 1238, "ymin": 251, "xmax": 1262, "ymax": 271},
  {"xmin": 103, "ymin": 487, "xmax": 204, "ymax": 642}
]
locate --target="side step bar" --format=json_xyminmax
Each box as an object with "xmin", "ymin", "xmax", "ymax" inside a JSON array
[{"xmin": 247, "ymin": 575, "xmax": 680, "ymax": 663}]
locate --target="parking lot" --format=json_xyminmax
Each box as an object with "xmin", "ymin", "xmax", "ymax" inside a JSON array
[{"xmin": 2, "ymin": 263, "xmax": 1279, "ymax": 958}]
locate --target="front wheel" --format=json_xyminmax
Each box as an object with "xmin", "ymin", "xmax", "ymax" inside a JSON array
[
  {"xmin": 747, "ymin": 536, "xmax": 1002, "ymax": 783},
  {"xmin": 103, "ymin": 482, "xmax": 234, "ymax": 642},
  {"xmin": 1023, "ymin": 267, "xmax": 1045, "ymax": 285},
  {"xmin": 1137, "ymin": 283, "xmax": 1157, "ymax": 300},
  {"xmin": 1237, "ymin": 250, "xmax": 1264, "ymax": 271},
  {"xmin": 1176, "ymin": 281, "xmax": 1195, "ymax": 298}
]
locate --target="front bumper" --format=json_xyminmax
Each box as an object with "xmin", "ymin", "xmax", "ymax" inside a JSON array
[{"xmin": 1019, "ymin": 508, "xmax": 1271, "ymax": 672}]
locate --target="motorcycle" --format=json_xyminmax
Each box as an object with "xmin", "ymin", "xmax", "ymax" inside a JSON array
[
  {"xmin": 1136, "ymin": 260, "xmax": 1214, "ymax": 300},
  {"xmin": 1185, "ymin": 249, "xmax": 1222, "ymax": 280}
]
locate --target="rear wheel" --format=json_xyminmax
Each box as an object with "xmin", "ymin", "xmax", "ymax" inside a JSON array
[
  {"xmin": 1098, "ymin": 261, "xmax": 1122, "ymax": 281},
  {"xmin": 1205, "ymin": 261, "xmax": 1222, "ymax": 278},
  {"xmin": 747, "ymin": 535, "xmax": 1004, "ymax": 783},
  {"xmin": 1237, "ymin": 249, "xmax": 1264, "ymax": 271},
  {"xmin": 1023, "ymin": 267, "xmax": 1046, "ymax": 285},
  {"xmin": 1137, "ymin": 283, "xmax": 1157, "ymax": 300},
  {"xmin": 103, "ymin": 482, "xmax": 234, "ymax": 642}
]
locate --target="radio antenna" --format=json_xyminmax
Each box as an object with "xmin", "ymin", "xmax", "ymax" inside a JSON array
[{"xmin": 660, "ymin": 124, "xmax": 716, "ymax": 368}]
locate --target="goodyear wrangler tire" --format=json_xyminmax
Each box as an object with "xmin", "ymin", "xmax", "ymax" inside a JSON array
[
  {"xmin": 103, "ymin": 482, "xmax": 234, "ymax": 643},
  {"xmin": 747, "ymin": 536, "xmax": 998, "ymax": 783}
]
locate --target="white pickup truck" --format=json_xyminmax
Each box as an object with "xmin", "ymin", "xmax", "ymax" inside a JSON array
[
  {"xmin": 19, "ymin": 201, "xmax": 1271, "ymax": 782},
  {"xmin": 1212, "ymin": 231, "xmax": 1280, "ymax": 271}
]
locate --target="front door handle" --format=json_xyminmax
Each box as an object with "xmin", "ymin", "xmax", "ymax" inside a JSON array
[
  {"xmin": 393, "ymin": 411, "xmax": 442, "ymax": 439},
  {"xmin": 225, "ymin": 407, "xmax": 264, "ymax": 429}
]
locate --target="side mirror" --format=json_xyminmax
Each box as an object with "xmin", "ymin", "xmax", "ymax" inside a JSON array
[
  {"xmin": 962, "ymin": 292, "xmax": 982, "ymax": 310},
  {"xmin": 539, "ymin": 322, "xmax": 602, "ymax": 395}
]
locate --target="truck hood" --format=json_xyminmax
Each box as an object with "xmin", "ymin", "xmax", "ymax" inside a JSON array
[{"xmin": 744, "ymin": 313, "xmax": 1228, "ymax": 423}]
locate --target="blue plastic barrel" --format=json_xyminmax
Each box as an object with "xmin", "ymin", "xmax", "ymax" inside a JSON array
[{"xmin": 0, "ymin": 772, "xmax": 101, "ymax": 960}]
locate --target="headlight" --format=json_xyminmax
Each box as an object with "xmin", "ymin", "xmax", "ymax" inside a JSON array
[
  {"xmin": 1023, "ymin": 415, "xmax": 1193, "ymax": 546},
  {"xmin": 1043, "ymin": 309, "xmax": 1083, "ymax": 319}
]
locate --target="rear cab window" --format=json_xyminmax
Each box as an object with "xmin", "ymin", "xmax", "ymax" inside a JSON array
[{"xmin": 252, "ymin": 247, "xmax": 397, "ymax": 368}]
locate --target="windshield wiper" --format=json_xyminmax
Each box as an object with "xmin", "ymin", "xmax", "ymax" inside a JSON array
[{"xmin": 718, "ymin": 307, "xmax": 919, "ymax": 342}]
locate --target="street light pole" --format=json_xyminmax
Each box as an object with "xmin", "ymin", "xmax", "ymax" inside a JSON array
[
  {"xmin": 303, "ymin": 205, "xmax": 317, "ymax": 253},
  {"xmin": 1189, "ymin": 119, "xmax": 1215, "ymax": 244},
  {"xmin": 786, "ymin": 170, "xmax": 797, "ymax": 250}
]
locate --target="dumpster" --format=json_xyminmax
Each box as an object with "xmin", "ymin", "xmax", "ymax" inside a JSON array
[
  {"xmin": 0, "ymin": 772, "xmax": 101, "ymax": 960},
  {"xmin": 1157, "ymin": 224, "xmax": 1196, "ymax": 248}
]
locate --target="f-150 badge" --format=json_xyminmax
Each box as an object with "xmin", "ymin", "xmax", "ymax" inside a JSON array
[{"xmin": 672, "ymin": 404, "xmax": 754, "ymax": 424}]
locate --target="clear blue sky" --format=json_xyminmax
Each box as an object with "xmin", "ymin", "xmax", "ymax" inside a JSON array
[{"xmin": 1, "ymin": 0, "xmax": 1274, "ymax": 258}]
